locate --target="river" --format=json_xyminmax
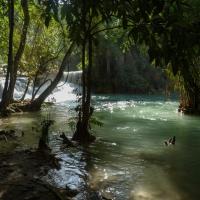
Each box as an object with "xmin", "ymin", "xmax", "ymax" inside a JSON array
[{"xmin": 0, "ymin": 85, "xmax": 200, "ymax": 200}]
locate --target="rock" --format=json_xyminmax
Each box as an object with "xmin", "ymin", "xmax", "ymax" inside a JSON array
[
  {"xmin": 88, "ymin": 191, "xmax": 102, "ymax": 200},
  {"xmin": 65, "ymin": 185, "xmax": 79, "ymax": 197},
  {"xmin": 87, "ymin": 190, "xmax": 113, "ymax": 200}
]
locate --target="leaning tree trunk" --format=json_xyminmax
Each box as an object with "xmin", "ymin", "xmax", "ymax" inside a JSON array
[
  {"xmin": 20, "ymin": 78, "xmax": 31, "ymax": 101},
  {"xmin": 10, "ymin": 0, "xmax": 30, "ymax": 100},
  {"xmin": 0, "ymin": 0, "xmax": 29, "ymax": 114},
  {"xmin": 0, "ymin": 0, "xmax": 14, "ymax": 114},
  {"xmin": 27, "ymin": 42, "xmax": 74, "ymax": 111}
]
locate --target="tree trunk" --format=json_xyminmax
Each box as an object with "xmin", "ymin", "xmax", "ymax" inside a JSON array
[
  {"xmin": 27, "ymin": 42, "xmax": 74, "ymax": 110},
  {"xmin": 84, "ymin": 35, "xmax": 93, "ymax": 129},
  {"xmin": 72, "ymin": 0, "xmax": 96, "ymax": 144},
  {"xmin": 106, "ymin": 48, "xmax": 111, "ymax": 78},
  {"xmin": 31, "ymin": 69, "xmax": 40, "ymax": 101},
  {"xmin": 20, "ymin": 78, "xmax": 30, "ymax": 101},
  {"xmin": 82, "ymin": 39, "xmax": 86, "ymax": 120},
  {"xmin": 72, "ymin": 39, "xmax": 87, "ymax": 142},
  {"xmin": 72, "ymin": 35, "xmax": 95, "ymax": 144},
  {"xmin": 31, "ymin": 79, "xmax": 52, "ymax": 101},
  {"xmin": 0, "ymin": 0, "xmax": 14, "ymax": 114},
  {"xmin": 0, "ymin": 0, "xmax": 29, "ymax": 114},
  {"xmin": 10, "ymin": 0, "xmax": 30, "ymax": 100}
]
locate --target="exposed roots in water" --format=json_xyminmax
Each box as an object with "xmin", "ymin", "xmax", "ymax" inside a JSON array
[
  {"xmin": 0, "ymin": 100, "xmax": 55, "ymax": 117},
  {"xmin": 72, "ymin": 121, "xmax": 96, "ymax": 145}
]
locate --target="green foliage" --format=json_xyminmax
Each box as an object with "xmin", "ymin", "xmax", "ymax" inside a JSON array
[
  {"xmin": 67, "ymin": 115, "xmax": 103, "ymax": 133},
  {"xmin": 89, "ymin": 116, "xmax": 103, "ymax": 127},
  {"xmin": 0, "ymin": 0, "xmax": 8, "ymax": 63},
  {"xmin": 20, "ymin": 3, "xmax": 68, "ymax": 81},
  {"xmin": 118, "ymin": 0, "xmax": 199, "ymax": 77},
  {"xmin": 67, "ymin": 117, "xmax": 77, "ymax": 132}
]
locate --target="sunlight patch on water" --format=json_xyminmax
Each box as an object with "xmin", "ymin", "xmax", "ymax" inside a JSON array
[
  {"xmin": 89, "ymin": 165, "xmax": 130, "ymax": 199},
  {"xmin": 116, "ymin": 126, "xmax": 130, "ymax": 130},
  {"xmin": 45, "ymin": 139, "xmax": 88, "ymax": 192},
  {"xmin": 94, "ymin": 96, "xmax": 179, "ymax": 123},
  {"xmin": 130, "ymin": 166, "xmax": 182, "ymax": 200}
]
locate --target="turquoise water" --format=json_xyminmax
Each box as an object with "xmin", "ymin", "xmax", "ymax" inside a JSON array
[
  {"xmin": 88, "ymin": 95, "xmax": 200, "ymax": 200},
  {"xmin": 1, "ymin": 94, "xmax": 200, "ymax": 200}
]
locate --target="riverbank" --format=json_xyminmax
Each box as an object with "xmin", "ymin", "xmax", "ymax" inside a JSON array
[
  {"xmin": 0, "ymin": 128, "xmax": 109, "ymax": 200},
  {"xmin": 0, "ymin": 149, "xmax": 66, "ymax": 200}
]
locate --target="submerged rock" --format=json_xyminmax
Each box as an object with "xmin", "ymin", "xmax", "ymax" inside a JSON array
[{"xmin": 65, "ymin": 185, "xmax": 79, "ymax": 197}]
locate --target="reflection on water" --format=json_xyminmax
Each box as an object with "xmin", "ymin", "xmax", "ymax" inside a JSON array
[{"xmin": 1, "ymin": 94, "xmax": 200, "ymax": 200}]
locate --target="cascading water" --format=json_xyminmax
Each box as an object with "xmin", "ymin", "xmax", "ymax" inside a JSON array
[
  {"xmin": 0, "ymin": 76, "xmax": 4, "ymax": 98},
  {"xmin": 46, "ymin": 71, "xmax": 82, "ymax": 103},
  {"xmin": 0, "ymin": 71, "xmax": 82, "ymax": 103},
  {"xmin": 63, "ymin": 71, "xmax": 82, "ymax": 85},
  {"xmin": 0, "ymin": 76, "xmax": 32, "ymax": 100}
]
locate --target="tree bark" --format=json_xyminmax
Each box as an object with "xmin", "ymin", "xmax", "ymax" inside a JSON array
[
  {"xmin": 81, "ymin": 39, "xmax": 86, "ymax": 120},
  {"xmin": 0, "ymin": 0, "xmax": 29, "ymax": 114},
  {"xmin": 20, "ymin": 78, "xmax": 30, "ymax": 101},
  {"xmin": 84, "ymin": 35, "xmax": 93, "ymax": 129},
  {"xmin": 10, "ymin": 0, "xmax": 30, "ymax": 100},
  {"xmin": 106, "ymin": 48, "xmax": 111, "ymax": 78},
  {"xmin": 72, "ymin": 39, "xmax": 87, "ymax": 142},
  {"xmin": 0, "ymin": 0, "xmax": 14, "ymax": 114},
  {"xmin": 72, "ymin": 0, "xmax": 95, "ymax": 144},
  {"xmin": 27, "ymin": 42, "xmax": 75, "ymax": 110},
  {"xmin": 72, "ymin": 35, "xmax": 95, "ymax": 144}
]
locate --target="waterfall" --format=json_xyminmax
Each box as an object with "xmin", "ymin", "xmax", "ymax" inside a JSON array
[
  {"xmin": 0, "ymin": 76, "xmax": 32, "ymax": 100},
  {"xmin": 63, "ymin": 71, "xmax": 82, "ymax": 85},
  {"xmin": 0, "ymin": 71, "xmax": 82, "ymax": 103},
  {"xmin": 0, "ymin": 76, "xmax": 4, "ymax": 98},
  {"xmin": 47, "ymin": 70, "xmax": 82, "ymax": 103}
]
